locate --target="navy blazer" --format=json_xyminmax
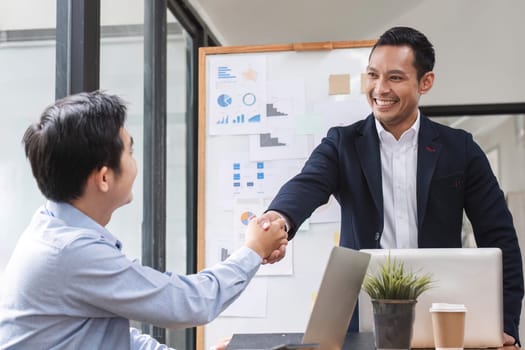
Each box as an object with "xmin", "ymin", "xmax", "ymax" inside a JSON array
[{"xmin": 268, "ymin": 114, "xmax": 524, "ymax": 340}]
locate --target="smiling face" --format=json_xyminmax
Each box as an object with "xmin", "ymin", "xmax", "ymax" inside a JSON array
[{"xmin": 365, "ymin": 45, "xmax": 434, "ymax": 139}]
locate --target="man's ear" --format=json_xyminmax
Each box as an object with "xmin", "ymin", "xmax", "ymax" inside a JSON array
[
  {"xmin": 92, "ymin": 166, "xmax": 111, "ymax": 193},
  {"xmin": 419, "ymin": 71, "xmax": 435, "ymax": 95}
]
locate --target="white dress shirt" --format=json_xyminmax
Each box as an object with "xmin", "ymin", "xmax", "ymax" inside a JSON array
[{"xmin": 375, "ymin": 113, "xmax": 420, "ymax": 249}]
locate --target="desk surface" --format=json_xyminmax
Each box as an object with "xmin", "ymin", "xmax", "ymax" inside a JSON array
[
  {"xmin": 344, "ymin": 333, "xmax": 518, "ymax": 350},
  {"xmin": 227, "ymin": 332, "xmax": 518, "ymax": 350}
]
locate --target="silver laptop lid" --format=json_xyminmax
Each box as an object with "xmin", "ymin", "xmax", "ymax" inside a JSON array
[
  {"xmin": 302, "ymin": 247, "xmax": 370, "ymax": 350},
  {"xmin": 358, "ymin": 248, "xmax": 504, "ymax": 348}
]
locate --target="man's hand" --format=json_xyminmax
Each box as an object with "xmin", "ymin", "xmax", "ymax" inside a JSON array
[
  {"xmin": 503, "ymin": 332, "xmax": 517, "ymax": 347},
  {"xmin": 262, "ymin": 244, "xmax": 287, "ymax": 264},
  {"xmin": 244, "ymin": 216, "xmax": 288, "ymax": 260},
  {"xmin": 257, "ymin": 211, "xmax": 289, "ymax": 264},
  {"xmin": 210, "ymin": 337, "xmax": 231, "ymax": 350}
]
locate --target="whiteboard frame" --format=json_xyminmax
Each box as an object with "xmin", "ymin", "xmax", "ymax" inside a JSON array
[{"xmin": 197, "ymin": 40, "xmax": 375, "ymax": 350}]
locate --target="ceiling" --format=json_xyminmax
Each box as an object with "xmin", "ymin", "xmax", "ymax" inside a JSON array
[
  {"xmin": 184, "ymin": 0, "xmax": 525, "ymax": 142},
  {"xmin": 186, "ymin": 0, "xmax": 425, "ymax": 46},
  {"xmin": 185, "ymin": 0, "xmax": 525, "ymax": 107}
]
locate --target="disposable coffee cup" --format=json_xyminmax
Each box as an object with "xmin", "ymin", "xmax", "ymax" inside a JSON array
[{"xmin": 429, "ymin": 303, "xmax": 467, "ymax": 350}]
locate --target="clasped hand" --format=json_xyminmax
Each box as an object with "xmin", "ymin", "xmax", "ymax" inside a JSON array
[{"xmin": 256, "ymin": 211, "xmax": 289, "ymax": 264}]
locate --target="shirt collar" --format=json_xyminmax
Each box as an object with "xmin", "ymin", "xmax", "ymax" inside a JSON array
[
  {"xmin": 375, "ymin": 110, "xmax": 420, "ymax": 145},
  {"xmin": 43, "ymin": 200, "xmax": 123, "ymax": 250}
]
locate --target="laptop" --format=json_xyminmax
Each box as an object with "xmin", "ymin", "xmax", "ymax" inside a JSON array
[
  {"xmin": 358, "ymin": 248, "xmax": 504, "ymax": 348},
  {"xmin": 227, "ymin": 246, "xmax": 371, "ymax": 350}
]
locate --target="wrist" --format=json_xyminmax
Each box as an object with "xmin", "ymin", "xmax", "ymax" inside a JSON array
[{"xmin": 244, "ymin": 242, "xmax": 266, "ymax": 260}]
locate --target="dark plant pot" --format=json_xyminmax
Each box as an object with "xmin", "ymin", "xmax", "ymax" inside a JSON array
[{"xmin": 372, "ymin": 299, "xmax": 416, "ymax": 350}]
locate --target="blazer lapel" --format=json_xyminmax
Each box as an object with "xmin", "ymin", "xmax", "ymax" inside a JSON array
[
  {"xmin": 355, "ymin": 115, "xmax": 384, "ymax": 232},
  {"xmin": 417, "ymin": 115, "xmax": 442, "ymax": 230}
]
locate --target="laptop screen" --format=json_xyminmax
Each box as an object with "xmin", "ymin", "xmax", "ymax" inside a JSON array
[
  {"xmin": 302, "ymin": 247, "xmax": 370, "ymax": 349},
  {"xmin": 358, "ymin": 248, "xmax": 504, "ymax": 348},
  {"xmin": 227, "ymin": 247, "xmax": 371, "ymax": 350}
]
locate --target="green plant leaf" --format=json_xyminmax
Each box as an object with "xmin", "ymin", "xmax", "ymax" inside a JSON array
[{"xmin": 362, "ymin": 254, "xmax": 434, "ymax": 300}]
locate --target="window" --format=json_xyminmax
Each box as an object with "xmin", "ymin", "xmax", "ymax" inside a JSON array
[
  {"xmin": 0, "ymin": 1, "xmax": 55, "ymax": 275},
  {"xmin": 430, "ymin": 114, "xmax": 525, "ymax": 247}
]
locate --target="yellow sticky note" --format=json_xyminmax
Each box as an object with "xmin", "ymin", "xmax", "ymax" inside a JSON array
[
  {"xmin": 361, "ymin": 73, "xmax": 368, "ymax": 94},
  {"xmin": 311, "ymin": 292, "xmax": 318, "ymax": 310},
  {"xmin": 333, "ymin": 231, "xmax": 340, "ymax": 246},
  {"xmin": 329, "ymin": 74, "xmax": 350, "ymax": 95}
]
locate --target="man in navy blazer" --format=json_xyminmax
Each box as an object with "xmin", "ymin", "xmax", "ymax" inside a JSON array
[{"xmin": 263, "ymin": 27, "xmax": 523, "ymax": 345}]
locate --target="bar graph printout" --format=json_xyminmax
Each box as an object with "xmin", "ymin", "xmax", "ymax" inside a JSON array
[{"xmin": 208, "ymin": 55, "xmax": 268, "ymax": 135}]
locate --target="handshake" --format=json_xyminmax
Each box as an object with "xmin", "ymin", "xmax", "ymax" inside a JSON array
[{"xmin": 244, "ymin": 211, "xmax": 289, "ymax": 264}]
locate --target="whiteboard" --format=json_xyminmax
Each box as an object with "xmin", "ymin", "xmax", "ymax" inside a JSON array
[{"xmin": 197, "ymin": 41, "xmax": 375, "ymax": 350}]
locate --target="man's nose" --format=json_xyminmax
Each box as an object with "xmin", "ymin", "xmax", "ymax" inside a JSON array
[{"xmin": 374, "ymin": 77, "xmax": 390, "ymax": 94}]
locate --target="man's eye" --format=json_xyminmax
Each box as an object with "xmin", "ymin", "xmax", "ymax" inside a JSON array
[
  {"xmin": 367, "ymin": 72, "xmax": 378, "ymax": 79},
  {"xmin": 390, "ymin": 76, "xmax": 402, "ymax": 81}
]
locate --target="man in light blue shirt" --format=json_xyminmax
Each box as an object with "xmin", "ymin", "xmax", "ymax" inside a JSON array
[{"xmin": 0, "ymin": 91, "xmax": 288, "ymax": 349}]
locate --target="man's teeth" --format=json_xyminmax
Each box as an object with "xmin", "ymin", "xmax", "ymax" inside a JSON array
[{"xmin": 375, "ymin": 99, "xmax": 396, "ymax": 106}]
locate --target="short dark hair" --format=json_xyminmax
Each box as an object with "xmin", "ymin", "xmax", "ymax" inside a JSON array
[
  {"xmin": 23, "ymin": 91, "xmax": 127, "ymax": 202},
  {"xmin": 371, "ymin": 26, "xmax": 435, "ymax": 80}
]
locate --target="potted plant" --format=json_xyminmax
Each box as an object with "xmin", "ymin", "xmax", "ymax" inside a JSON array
[{"xmin": 362, "ymin": 254, "xmax": 433, "ymax": 350}]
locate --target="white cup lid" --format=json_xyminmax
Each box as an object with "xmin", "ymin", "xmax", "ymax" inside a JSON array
[{"xmin": 429, "ymin": 303, "xmax": 467, "ymax": 312}]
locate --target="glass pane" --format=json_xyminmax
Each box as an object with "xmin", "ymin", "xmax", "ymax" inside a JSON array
[
  {"xmin": 430, "ymin": 114, "xmax": 525, "ymax": 247},
  {"xmin": 430, "ymin": 115, "xmax": 525, "ymax": 193},
  {"xmin": 99, "ymin": 3, "xmax": 191, "ymax": 348},
  {"xmin": 165, "ymin": 10, "xmax": 190, "ymax": 350},
  {"xmin": 99, "ymin": 0, "xmax": 145, "ymax": 271},
  {"xmin": 0, "ymin": 1, "xmax": 55, "ymax": 275},
  {"xmin": 100, "ymin": 0, "xmax": 146, "ymax": 336}
]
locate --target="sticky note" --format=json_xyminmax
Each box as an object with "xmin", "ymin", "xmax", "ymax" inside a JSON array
[
  {"xmin": 311, "ymin": 292, "xmax": 318, "ymax": 310},
  {"xmin": 333, "ymin": 231, "xmax": 340, "ymax": 246},
  {"xmin": 329, "ymin": 74, "xmax": 350, "ymax": 95},
  {"xmin": 361, "ymin": 73, "xmax": 368, "ymax": 93}
]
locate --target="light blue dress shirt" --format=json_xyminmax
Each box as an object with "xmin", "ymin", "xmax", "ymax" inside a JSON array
[{"xmin": 0, "ymin": 201, "xmax": 262, "ymax": 349}]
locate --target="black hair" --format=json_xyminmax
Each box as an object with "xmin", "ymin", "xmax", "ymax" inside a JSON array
[
  {"xmin": 371, "ymin": 26, "xmax": 435, "ymax": 80},
  {"xmin": 22, "ymin": 91, "xmax": 127, "ymax": 202}
]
